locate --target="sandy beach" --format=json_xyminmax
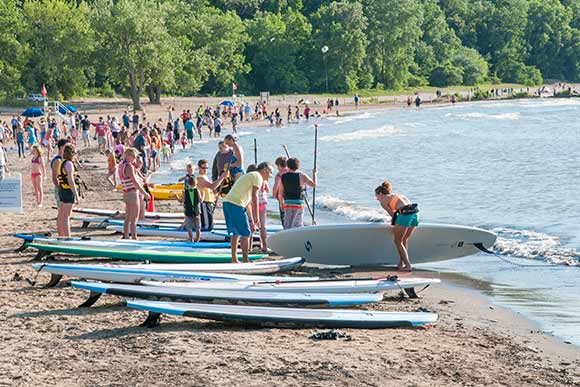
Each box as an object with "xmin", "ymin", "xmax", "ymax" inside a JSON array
[{"xmin": 1, "ymin": 97, "xmax": 579, "ymax": 387}]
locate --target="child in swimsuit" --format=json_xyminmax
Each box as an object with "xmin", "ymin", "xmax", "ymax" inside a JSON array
[
  {"xmin": 30, "ymin": 144, "xmax": 46, "ymax": 207},
  {"xmin": 105, "ymin": 149, "xmax": 117, "ymax": 188}
]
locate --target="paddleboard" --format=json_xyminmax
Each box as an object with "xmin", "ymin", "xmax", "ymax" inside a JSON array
[
  {"xmin": 141, "ymin": 277, "xmax": 440, "ymax": 293},
  {"xmin": 71, "ymin": 281, "xmax": 382, "ymax": 307},
  {"xmin": 126, "ymin": 300, "xmax": 439, "ymax": 328},
  {"xmin": 32, "ymin": 263, "xmax": 318, "ymax": 284},
  {"xmin": 14, "ymin": 234, "xmax": 230, "ymax": 249},
  {"xmin": 267, "ymin": 223, "xmax": 497, "ymax": 265},
  {"xmin": 26, "ymin": 242, "xmax": 267, "ymax": 263},
  {"xmin": 105, "ymin": 225, "xmax": 230, "ymax": 242},
  {"xmin": 71, "ymin": 207, "xmax": 184, "ymax": 220},
  {"xmin": 100, "ymin": 257, "xmax": 304, "ymax": 273},
  {"xmin": 72, "ymin": 216, "xmax": 283, "ymax": 233}
]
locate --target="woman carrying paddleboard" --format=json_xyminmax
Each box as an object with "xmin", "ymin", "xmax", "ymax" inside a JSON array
[{"xmin": 375, "ymin": 181, "xmax": 419, "ymax": 271}]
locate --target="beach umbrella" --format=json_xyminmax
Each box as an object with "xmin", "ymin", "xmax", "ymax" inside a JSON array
[
  {"xmin": 22, "ymin": 107, "xmax": 45, "ymax": 117},
  {"xmin": 58, "ymin": 105, "xmax": 78, "ymax": 114},
  {"xmin": 220, "ymin": 100, "xmax": 236, "ymax": 107}
]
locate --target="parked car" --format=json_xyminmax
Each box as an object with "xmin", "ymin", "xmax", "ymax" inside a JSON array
[{"xmin": 28, "ymin": 94, "xmax": 47, "ymax": 102}]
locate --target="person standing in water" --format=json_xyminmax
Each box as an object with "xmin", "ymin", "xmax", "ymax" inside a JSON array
[
  {"xmin": 374, "ymin": 181, "xmax": 419, "ymax": 271},
  {"xmin": 281, "ymin": 158, "xmax": 316, "ymax": 229}
]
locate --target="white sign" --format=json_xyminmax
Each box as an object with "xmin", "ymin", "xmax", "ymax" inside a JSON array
[{"xmin": 0, "ymin": 173, "xmax": 23, "ymax": 213}]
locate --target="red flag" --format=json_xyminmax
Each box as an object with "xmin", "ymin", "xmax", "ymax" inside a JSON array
[
  {"xmin": 41, "ymin": 83, "xmax": 47, "ymax": 97},
  {"xmin": 232, "ymin": 83, "xmax": 238, "ymax": 91}
]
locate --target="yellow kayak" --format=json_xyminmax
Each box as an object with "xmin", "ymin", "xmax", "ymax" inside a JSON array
[{"xmin": 115, "ymin": 183, "xmax": 184, "ymax": 200}]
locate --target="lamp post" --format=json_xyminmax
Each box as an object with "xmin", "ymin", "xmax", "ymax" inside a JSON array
[{"xmin": 321, "ymin": 45, "xmax": 329, "ymax": 93}]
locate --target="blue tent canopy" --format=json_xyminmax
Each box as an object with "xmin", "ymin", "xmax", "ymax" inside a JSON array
[
  {"xmin": 220, "ymin": 100, "xmax": 236, "ymax": 107},
  {"xmin": 58, "ymin": 105, "xmax": 78, "ymax": 114},
  {"xmin": 22, "ymin": 107, "xmax": 44, "ymax": 117}
]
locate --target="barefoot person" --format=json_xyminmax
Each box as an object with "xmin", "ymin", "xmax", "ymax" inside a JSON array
[
  {"xmin": 56, "ymin": 144, "xmax": 79, "ymax": 236},
  {"xmin": 174, "ymin": 177, "xmax": 201, "ymax": 242},
  {"xmin": 30, "ymin": 144, "xmax": 46, "ymax": 207},
  {"xmin": 374, "ymin": 181, "xmax": 419, "ymax": 271},
  {"xmin": 271, "ymin": 156, "xmax": 288, "ymax": 226},
  {"xmin": 281, "ymin": 157, "xmax": 316, "ymax": 229},
  {"xmin": 196, "ymin": 159, "xmax": 227, "ymax": 231},
  {"xmin": 223, "ymin": 162, "xmax": 273, "ymax": 263},
  {"xmin": 118, "ymin": 148, "xmax": 150, "ymax": 239}
]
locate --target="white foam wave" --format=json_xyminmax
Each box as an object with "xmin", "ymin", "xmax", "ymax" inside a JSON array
[
  {"xmin": 446, "ymin": 112, "xmax": 521, "ymax": 120},
  {"xmin": 320, "ymin": 124, "xmax": 402, "ymax": 142},
  {"xmin": 492, "ymin": 227, "xmax": 579, "ymax": 266},
  {"xmin": 316, "ymin": 195, "xmax": 386, "ymax": 222}
]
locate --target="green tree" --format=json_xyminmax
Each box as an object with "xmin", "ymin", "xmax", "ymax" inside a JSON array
[
  {"xmin": 429, "ymin": 61, "xmax": 463, "ymax": 87},
  {"xmin": 525, "ymin": 0, "xmax": 572, "ymax": 80},
  {"xmin": 21, "ymin": 0, "xmax": 93, "ymax": 99},
  {"xmin": 311, "ymin": 1, "xmax": 367, "ymax": 93},
  {"xmin": 452, "ymin": 47, "xmax": 489, "ymax": 85},
  {"xmin": 364, "ymin": 0, "xmax": 423, "ymax": 89},
  {"xmin": 244, "ymin": 10, "xmax": 312, "ymax": 93},
  {"xmin": 0, "ymin": 0, "xmax": 26, "ymax": 98},
  {"xmin": 91, "ymin": 0, "xmax": 178, "ymax": 109},
  {"xmin": 198, "ymin": 9, "xmax": 250, "ymax": 95},
  {"xmin": 414, "ymin": 0, "xmax": 462, "ymax": 82}
]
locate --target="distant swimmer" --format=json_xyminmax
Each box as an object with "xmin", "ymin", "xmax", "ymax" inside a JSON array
[
  {"xmin": 375, "ymin": 181, "xmax": 419, "ymax": 271},
  {"xmin": 414, "ymin": 95, "xmax": 422, "ymax": 108}
]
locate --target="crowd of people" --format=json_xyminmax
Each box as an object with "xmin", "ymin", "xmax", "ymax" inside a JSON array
[{"xmin": 0, "ymin": 94, "xmax": 422, "ymax": 269}]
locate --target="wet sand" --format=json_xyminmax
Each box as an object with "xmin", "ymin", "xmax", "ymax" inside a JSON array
[{"xmin": 1, "ymin": 99, "xmax": 579, "ymax": 386}]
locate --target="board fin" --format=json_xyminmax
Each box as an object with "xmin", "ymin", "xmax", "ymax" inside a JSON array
[
  {"xmin": 14, "ymin": 242, "xmax": 28, "ymax": 253},
  {"xmin": 141, "ymin": 311, "xmax": 161, "ymax": 328},
  {"xmin": 33, "ymin": 249, "xmax": 51, "ymax": 261},
  {"xmin": 45, "ymin": 274, "xmax": 63, "ymax": 288},
  {"xmin": 404, "ymin": 287, "xmax": 419, "ymax": 299},
  {"xmin": 78, "ymin": 291, "xmax": 102, "ymax": 308}
]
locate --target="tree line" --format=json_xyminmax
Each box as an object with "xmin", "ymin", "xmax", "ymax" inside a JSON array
[{"xmin": 1, "ymin": 0, "xmax": 579, "ymax": 110}]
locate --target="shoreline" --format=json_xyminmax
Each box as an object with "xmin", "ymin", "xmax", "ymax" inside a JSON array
[{"xmin": 1, "ymin": 100, "xmax": 579, "ymax": 386}]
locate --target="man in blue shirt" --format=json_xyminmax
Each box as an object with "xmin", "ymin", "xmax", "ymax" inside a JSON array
[{"xmin": 184, "ymin": 118, "xmax": 194, "ymax": 146}]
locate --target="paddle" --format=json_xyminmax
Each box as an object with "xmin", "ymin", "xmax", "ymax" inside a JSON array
[
  {"xmin": 280, "ymin": 144, "xmax": 315, "ymax": 222},
  {"xmin": 253, "ymin": 138, "xmax": 258, "ymax": 164},
  {"xmin": 312, "ymin": 124, "xmax": 318, "ymax": 225}
]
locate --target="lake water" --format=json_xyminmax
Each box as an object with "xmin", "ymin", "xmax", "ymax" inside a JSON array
[{"xmin": 152, "ymin": 98, "xmax": 580, "ymax": 346}]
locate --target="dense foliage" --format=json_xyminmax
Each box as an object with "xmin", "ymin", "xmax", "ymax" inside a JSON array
[{"xmin": 2, "ymin": 0, "xmax": 580, "ymax": 107}]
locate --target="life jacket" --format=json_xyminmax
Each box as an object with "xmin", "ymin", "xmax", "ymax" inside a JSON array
[{"xmin": 58, "ymin": 160, "xmax": 73, "ymax": 189}]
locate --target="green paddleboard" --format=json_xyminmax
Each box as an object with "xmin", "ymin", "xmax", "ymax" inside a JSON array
[{"xmin": 26, "ymin": 242, "xmax": 267, "ymax": 263}]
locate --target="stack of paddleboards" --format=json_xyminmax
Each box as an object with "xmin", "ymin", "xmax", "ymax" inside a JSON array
[
  {"xmin": 26, "ymin": 244, "xmax": 440, "ymax": 328},
  {"xmin": 16, "ymin": 234, "xmax": 268, "ymax": 263}
]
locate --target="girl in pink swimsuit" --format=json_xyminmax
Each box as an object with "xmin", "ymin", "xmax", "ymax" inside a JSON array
[{"xmin": 30, "ymin": 144, "xmax": 46, "ymax": 207}]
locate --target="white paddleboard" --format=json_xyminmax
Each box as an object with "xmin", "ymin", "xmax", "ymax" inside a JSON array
[
  {"xmin": 106, "ymin": 225, "xmax": 229, "ymax": 242},
  {"xmin": 72, "ymin": 207, "xmax": 183, "ymax": 220},
  {"xmin": 141, "ymin": 277, "xmax": 440, "ymax": 293},
  {"xmin": 127, "ymin": 300, "xmax": 438, "ymax": 328},
  {"xmin": 72, "ymin": 216, "xmax": 283, "ymax": 233},
  {"xmin": 71, "ymin": 281, "xmax": 383, "ymax": 307},
  {"xmin": 32, "ymin": 263, "xmax": 318, "ymax": 284},
  {"xmin": 267, "ymin": 223, "xmax": 497, "ymax": 265}
]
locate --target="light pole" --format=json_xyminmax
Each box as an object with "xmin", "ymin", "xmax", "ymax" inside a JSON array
[{"xmin": 321, "ymin": 45, "xmax": 329, "ymax": 93}]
